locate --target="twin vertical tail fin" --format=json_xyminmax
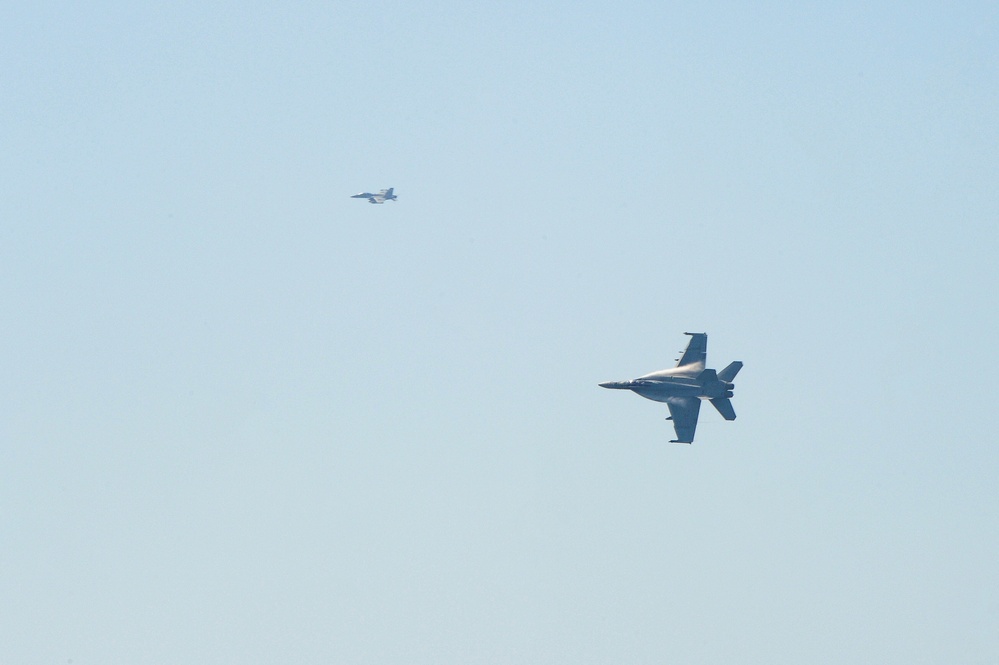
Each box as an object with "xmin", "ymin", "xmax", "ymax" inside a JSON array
[{"xmin": 711, "ymin": 361, "xmax": 743, "ymax": 421}]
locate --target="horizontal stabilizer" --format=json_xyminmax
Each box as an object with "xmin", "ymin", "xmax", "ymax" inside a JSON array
[
  {"xmin": 710, "ymin": 397, "xmax": 737, "ymax": 421},
  {"xmin": 717, "ymin": 361, "xmax": 743, "ymax": 382}
]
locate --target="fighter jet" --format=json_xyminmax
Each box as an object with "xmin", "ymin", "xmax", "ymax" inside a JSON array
[
  {"xmin": 599, "ymin": 332, "xmax": 742, "ymax": 444},
  {"xmin": 351, "ymin": 188, "xmax": 397, "ymax": 204}
]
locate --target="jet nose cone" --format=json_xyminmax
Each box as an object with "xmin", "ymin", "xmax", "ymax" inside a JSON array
[{"xmin": 599, "ymin": 380, "xmax": 629, "ymax": 389}]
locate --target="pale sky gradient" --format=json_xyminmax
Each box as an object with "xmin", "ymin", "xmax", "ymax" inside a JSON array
[{"xmin": 3, "ymin": 2, "xmax": 998, "ymax": 663}]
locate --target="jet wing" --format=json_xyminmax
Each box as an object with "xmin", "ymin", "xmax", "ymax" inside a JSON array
[
  {"xmin": 675, "ymin": 332, "xmax": 707, "ymax": 371},
  {"xmin": 666, "ymin": 396, "xmax": 701, "ymax": 443}
]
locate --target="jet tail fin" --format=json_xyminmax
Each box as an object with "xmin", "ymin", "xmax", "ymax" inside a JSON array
[
  {"xmin": 718, "ymin": 361, "xmax": 743, "ymax": 382},
  {"xmin": 695, "ymin": 369, "xmax": 717, "ymax": 385},
  {"xmin": 710, "ymin": 397, "xmax": 737, "ymax": 421}
]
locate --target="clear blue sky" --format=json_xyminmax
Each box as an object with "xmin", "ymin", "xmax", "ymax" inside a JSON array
[{"xmin": 3, "ymin": 2, "xmax": 998, "ymax": 663}]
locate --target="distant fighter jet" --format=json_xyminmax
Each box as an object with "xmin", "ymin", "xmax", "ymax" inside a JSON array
[
  {"xmin": 599, "ymin": 332, "xmax": 742, "ymax": 444},
  {"xmin": 351, "ymin": 188, "xmax": 397, "ymax": 204}
]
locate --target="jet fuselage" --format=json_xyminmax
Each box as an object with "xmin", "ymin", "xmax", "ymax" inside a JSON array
[
  {"xmin": 599, "ymin": 333, "xmax": 741, "ymax": 443},
  {"xmin": 351, "ymin": 188, "xmax": 396, "ymax": 204},
  {"xmin": 600, "ymin": 369, "xmax": 733, "ymax": 403}
]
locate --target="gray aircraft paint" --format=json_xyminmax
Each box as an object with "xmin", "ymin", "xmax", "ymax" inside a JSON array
[
  {"xmin": 351, "ymin": 187, "xmax": 397, "ymax": 204},
  {"xmin": 600, "ymin": 332, "xmax": 742, "ymax": 444}
]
